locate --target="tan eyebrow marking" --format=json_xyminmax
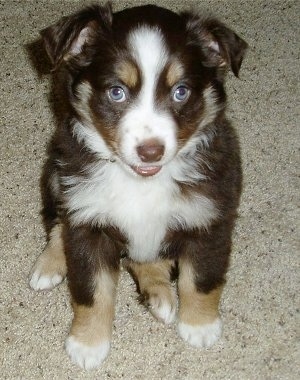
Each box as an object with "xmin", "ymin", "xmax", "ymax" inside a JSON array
[
  {"xmin": 115, "ymin": 60, "xmax": 139, "ymax": 88},
  {"xmin": 166, "ymin": 59, "xmax": 184, "ymax": 87}
]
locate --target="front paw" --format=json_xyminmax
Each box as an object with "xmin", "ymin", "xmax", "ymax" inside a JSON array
[
  {"xmin": 178, "ymin": 318, "xmax": 222, "ymax": 348},
  {"xmin": 29, "ymin": 225, "xmax": 67, "ymax": 290},
  {"xmin": 147, "ymin": 293, "xmax": 176, "ymax": 324},
  {"xmin": 65, "ymin": 336, "xmax": 110, "ymax": 370},
  {"xmin": 29, "ymin": 270, "xmax": 64, "ymax": 291},
  {"xmin": 29, "ymin": 251, "xmax": 66, "ymax": 290}
]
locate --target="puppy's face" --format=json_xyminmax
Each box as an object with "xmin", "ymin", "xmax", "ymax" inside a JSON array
[
  {"xmin": 42, "ymin": 4, "xmax": 247, "ymax": 177},
  {"xmin": 84, "ymin": 26, "xmax": 215, "ymax": 177}
]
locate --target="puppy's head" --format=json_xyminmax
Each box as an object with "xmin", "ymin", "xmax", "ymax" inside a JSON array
[{"xmin": 42, "ymin": 3, "xmax": 247, "ymax": 178}]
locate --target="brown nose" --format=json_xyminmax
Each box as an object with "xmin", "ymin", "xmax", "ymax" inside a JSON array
[{"xmin": 136, "ymin": 139, "xmax": 165, "ymax": 162}]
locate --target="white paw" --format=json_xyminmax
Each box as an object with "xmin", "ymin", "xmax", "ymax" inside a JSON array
[
  {"xmin": 29, "ymin": 271, "xmax": 64, "ymax": 291},
  {"xmin": 65, "ymin": 336, "xmax": 110, "ymax": 370},
  {"xmin": 149, "ymin": 297, "xmax": 176, "ymax": 325},
  {"xmin": 178, "ymin": 318, "xmax": 222, "ymax": 348}
]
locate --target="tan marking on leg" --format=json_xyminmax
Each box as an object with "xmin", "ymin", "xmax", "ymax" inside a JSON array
[
  {"xmin": 70, "ymin": 270, "xmax": 118, "ymax": 346},
  {"xmin": 41, "ymin": 223, "xmax": 66, "ymax": 275},
  {"xmin": 29, "ymin": 223, "xmax": 67, "ymax": 289},
  {"xmin": 125, "ymin": 259, "xmax": 174, "ymax": 291},
  {"xmin": 125, "ymin": 259, "xmax": 177, "ymax": 324},
  {"xmin": 178, "ymin": 259, "xmax": 223, "ymax": 326}
]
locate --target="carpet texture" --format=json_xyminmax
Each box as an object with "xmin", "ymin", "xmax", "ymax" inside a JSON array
[{"xmin": 1, "ymin": 0, "xmax": 299, "ymax": 379}]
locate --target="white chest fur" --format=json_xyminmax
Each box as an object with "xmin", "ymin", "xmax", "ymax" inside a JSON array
[{"xmin": 63, "ymin": 162, "xmax": 218, "ymax": 262}]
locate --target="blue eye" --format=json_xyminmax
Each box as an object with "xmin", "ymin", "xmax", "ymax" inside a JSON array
[
  {"xmin": 108, "ymin": 86, "xmax": 126, "ymax": 102},
  {"xmin": 173, "ymin": 85, "xmax": 190, "ymax": 102}
]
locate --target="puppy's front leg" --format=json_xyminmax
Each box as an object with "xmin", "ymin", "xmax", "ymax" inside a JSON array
[
  {"xmin": 64, "ymin": 225, "xmax": 120, "ymax": 370},
  {"xmin": 178, "ymin": 223, "xmax": 231, "ymax": 348},
  {"xmin": 178, "ymin": 260, "xmax": 223, "ymax": 348}
]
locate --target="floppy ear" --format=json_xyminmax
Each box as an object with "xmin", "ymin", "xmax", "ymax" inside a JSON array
[
  {"xmin": 184, "ymin": 13, "xmax": 248, "ymax": 77},
  {"xmin": 41, "ymin": 2, "xmax": 113, "ymax": 69}
]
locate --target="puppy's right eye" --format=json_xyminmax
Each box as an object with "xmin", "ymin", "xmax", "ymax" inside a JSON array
[{"xmin": 108, "ymin": 86, "xmax": 126, "ymax": 102}]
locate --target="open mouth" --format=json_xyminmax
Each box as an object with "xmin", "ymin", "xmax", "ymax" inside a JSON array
[{"xmin": 131, "ymin": 165, "xmax": 162, "ymax": 177}]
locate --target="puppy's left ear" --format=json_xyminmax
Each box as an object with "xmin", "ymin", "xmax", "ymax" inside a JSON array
[{"xmin": 184, "ymin": 13, "xmax": 248, "ymax": 77}]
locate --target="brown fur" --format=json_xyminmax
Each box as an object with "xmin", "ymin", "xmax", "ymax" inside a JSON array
[
  {"xmin": 165, "ymin": 60, "xmax": 184, "ymax": 88},
  {"xmin": 115, "ymin": 60, "xmax": 140, "ymax": 89}
]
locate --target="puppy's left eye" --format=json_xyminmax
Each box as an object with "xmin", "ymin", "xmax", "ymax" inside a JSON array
[
  {"xmin": 173, "ymin": 85, "xmax": 190, "ymax": 102},
  {"xmin": 108, "ymin": 86, "xmax": 127, "ymax": 102}
]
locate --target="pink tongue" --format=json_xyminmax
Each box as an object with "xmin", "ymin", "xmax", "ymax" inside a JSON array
[{"xmin": 132, "ymin": 165, "xmax": 161, "ymax": 177}]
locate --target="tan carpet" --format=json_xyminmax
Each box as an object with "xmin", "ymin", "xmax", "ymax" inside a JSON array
[{"xmin": 1, "ymin": 0, "xmax": 299, "ymax": 378}]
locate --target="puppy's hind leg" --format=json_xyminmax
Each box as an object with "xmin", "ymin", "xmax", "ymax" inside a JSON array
[
  {"xmin": 125, "ymin": 259, "xmax": 177, "ymax": 324},
  {"xmin": 29, "ymin": 223, "xmax": 67, "ymax": 290}
]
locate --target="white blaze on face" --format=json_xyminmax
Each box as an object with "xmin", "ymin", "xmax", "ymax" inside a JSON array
[{"xmin": 119, "ymin": 27, "xmax": 178, "ymax": 167}]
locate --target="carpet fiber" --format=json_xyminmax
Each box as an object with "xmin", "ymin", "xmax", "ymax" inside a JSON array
[{"xmin": 1, "ymin": 0, "xmax": 299, "ymax": 379}]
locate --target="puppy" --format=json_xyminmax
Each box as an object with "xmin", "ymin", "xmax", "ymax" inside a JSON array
[{"xmin": 29, "ymin": 3, "xmax": 247, "ymax": 370}]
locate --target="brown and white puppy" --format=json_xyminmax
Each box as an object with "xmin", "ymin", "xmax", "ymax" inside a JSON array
[{"xmin": 29, "ymin": 3, "xmax": 247, "ymax": 370}]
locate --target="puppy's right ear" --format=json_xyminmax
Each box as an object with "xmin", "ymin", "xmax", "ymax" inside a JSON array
[{"xmin": 41, "ymin": 3, "xmax": 113, "ymax": 69}]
